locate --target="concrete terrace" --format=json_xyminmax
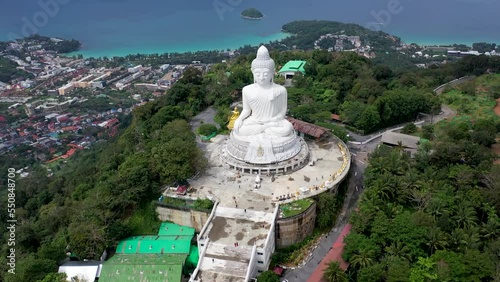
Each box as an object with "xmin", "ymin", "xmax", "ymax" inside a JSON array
[
  {"xmin": 195, "ymin": 207, "xmax": 275, "ymax": 282},
  {"xmin": 207, "ymin": 207, "xmax": 274, "ymax": 248},
  {"xmin": 189, "ymin": 134, "xmax": 349, "ymax": 211}
]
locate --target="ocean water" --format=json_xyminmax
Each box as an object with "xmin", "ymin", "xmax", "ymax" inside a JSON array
[{"xmin": 0, "ymin": 0, "xmax": 499, "ymax": 58}]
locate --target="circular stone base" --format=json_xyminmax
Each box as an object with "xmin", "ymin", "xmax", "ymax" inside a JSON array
[{"xmin": 220, "ymin": 137, "xmax": 310, "ymax": 175}]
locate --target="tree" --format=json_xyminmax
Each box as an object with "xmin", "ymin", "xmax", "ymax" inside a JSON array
[
  {"xmin": 386, "ymin": 256, "xmax": 411, "ymax": 282},
  {"xmin": 357, "ymin": 262, "xmax": 385, "ymax": 282},
  {"xmin": 316, "ymin": 192, "xmax": 338, "ymax": 228},
  {"xmin": 355, "ymin": 105, "xmax": 381, "ymax": 133},
  {"xmin": 38, "ymin": 272, "xmax": 67, "ymax": 282},
  {"xmin": 214, "ymin": 106, "xmax": 231, "ymax": 129},
  {"xmin": 401, "ymin": 123, "xmax": 417, "ymax": 134},
  {"xmin": 5, "ymin": 255, "xmax": 58, "ymax": 282},
  {"xmin": 257, "ymin": 270, "xmax": 280, "ymax": 282},
  {"xmin": 452, "ymin": 203, "xmax": 477, "ymax": 229},
  {"xmin": 350, "ymin": 249, "xmax": 376, "ymax": 269},
  {"xmin": 426, "ymin": 227, "xmax": 448, "ymax": 255},
  {"xmin": 323, "ymin": 261, "xmax": 348, "ymax": 282},
  {"xmin": 197, "ymin": 123, "xmax": 218, "ymax": 136},
  {"xmin": 421, "ymin": 125, "xmax": 434, "ymax": 140},
  {"xmin": 409, "ymin": 257, "xmax": 438, "ymax": 282},
  {"xmin": 385, "ymin": 241, "xmax": 412, "ymax": 262}
]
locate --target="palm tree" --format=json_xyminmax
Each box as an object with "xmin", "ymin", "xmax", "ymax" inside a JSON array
[
  {"xmin": 425, "ymin": 199, "xmax": 449, "ymax": 221},
  {"xmin": 482, "ymin": 216, "xmax": 500, "ymax": 240},
  {"xmin": 370, "ymin": 173, "xmax": 398, "ymax": 201},
  {"xmin": 452, "ymin": 203, "xmax": 477, "ymax": 228},
  {"xmin": 409, "ymin": 188, "xmax": 431, "ymax": 211},
  {"xmin": 322, "ymin": 261, "xmax": 348, "ymax": 282},
  {"xmin": 462, "ymin": 225, "xmax": 481, "ymax": 250},
  {"xmin": 382, "ymin": 203, "xmax": 403, "ymax": 219},
  {"xmin": 350, "ymin": 249, "xmax": 375, "ymax": 269},
  {"xmin": 395, "ymin": 140, "xmax": 405, "ymax": 156},
  {"xmin": 426, "ymin": 227, "xmax": 448, "ymax": 254},
  {"xmin": 384, "ymin": 241, "xmax": 412, "ymax": 261},
  {"xmin": 449, "ymin": 228, "xmax": 466, "ymax": 251}
]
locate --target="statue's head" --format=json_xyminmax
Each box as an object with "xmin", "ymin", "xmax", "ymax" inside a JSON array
[{"xmin": 251, "ymin": 46, "xmax": 275, "ymax": 86}]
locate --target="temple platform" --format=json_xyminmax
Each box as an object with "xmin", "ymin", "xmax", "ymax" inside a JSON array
[
  {"xmin": 180, "ymin": 133, "xmax": 350, "ymax": 210},
  {"xmin": 220, "ymin": 136, "xmax": 310, "ymax": 175}
]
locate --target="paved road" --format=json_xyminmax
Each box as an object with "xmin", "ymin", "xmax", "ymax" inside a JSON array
[
  {"xmin": 280, "ymin": 103, "xmax": 459, "ymax": 281},
  {"xmin": 282, "ymin": 160, "xmax": 365, "ymax": 282},
  {"xmin": 190, "ymin": 106, "xmax": 217, "ymax": 152}
]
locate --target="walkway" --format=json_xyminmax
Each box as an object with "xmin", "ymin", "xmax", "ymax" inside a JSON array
[{"xmin": 307, "ymin": 224, "xmax": 351, "ymax": 282}]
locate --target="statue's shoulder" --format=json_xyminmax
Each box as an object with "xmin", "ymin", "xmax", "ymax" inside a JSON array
[
  {"xmin": 273, "ymin": 84, "xmax": 287, "ymax": 95},
  {"xmin": 242, "ymin": 84, "xmax": 257, "ymax": 95}
]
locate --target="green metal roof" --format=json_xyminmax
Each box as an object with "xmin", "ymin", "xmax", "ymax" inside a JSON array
[
  {"xmin": 278, "ymin": 60, "xmax": 307, "ymax": 74},
  {"xmin": 101, "ymin": 223, "xmax": 199, "ymax": 282},
  {"xmin": 99, "ymin": 254, "xmax": 184, "ymax": 282},
  {"xmin": 186, "ymin": 245, "xmax": 199, "ymax": 270},
  {"xmin": 116, "ymin": 235, "xmax": 192, "ymax": 255},
  {"xmin": 158, "ymin": 222, "xmax": 196, "ymax": 236}
]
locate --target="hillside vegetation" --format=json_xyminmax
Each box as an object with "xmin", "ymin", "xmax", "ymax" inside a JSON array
[
  {"xmin": 344, "ymin": 74, "xmax": 500, "ymax": 281},
  {"xmin": 1, "ymin": 47, "xmax": 499, "ymax": 281}
]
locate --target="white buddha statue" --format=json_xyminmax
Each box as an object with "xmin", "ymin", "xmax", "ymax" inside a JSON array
[
  {"xmin": 233, "ymin": 46, "xmax": 294, "ymax": 137},
  {"xmin": 226, "ymin": 46, "xmax": 301, "ymax": 164}
]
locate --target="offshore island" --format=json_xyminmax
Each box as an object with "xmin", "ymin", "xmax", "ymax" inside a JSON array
[{"xmin": 240, "ymin": 8, "xmax": 264, "ymax": 20}]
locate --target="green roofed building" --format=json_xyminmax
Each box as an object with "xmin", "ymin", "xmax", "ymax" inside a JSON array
[
  {"xmin": 157, "ymin": 222, "xmax": 195, "ymax": 236},
  {"xmin": 278, "ymin": 60, "xmax": 307, "ymax": 79},
  {"xmin": 99, "ymin": 223, "xmax": 198, "ymax": 282}
]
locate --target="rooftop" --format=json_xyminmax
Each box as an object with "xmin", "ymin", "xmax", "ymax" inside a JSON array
[
  {"xmin": 99, "ymin": 254, "xmax": 184, "ymax": 282},
  {"xmin": 278, "ymin": 60, "xmax": 307, "ymax": 74},
  {"xmin": 158, "ymin": 222, "xmax": 195, "ymax": 237},
  {"xmin": 381, "ymin": 131, "xmax": 421, "ymax": 149},
  {"xmin": 116, "ymin": 235, "xmax": 192, "ymax": 255},
  {"xmin": 197, "ymin": 207, "xmax": 274, "ymax": 282},
  {"xmin": 58, "ymin": 261, "xmax": 101, "ymax": 282},
  {"xmin": 205, "ymin": 207, "xmax": 274, "ymax": 248},
  {"xmin": 287, "ymin": 117, "xmax": 328, "ymax": 139}
]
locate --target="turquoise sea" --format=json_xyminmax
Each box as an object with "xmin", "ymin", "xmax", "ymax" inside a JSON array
[{"xmin": 0, "ymin": 0, "xmax": 499, "ymax": 58}]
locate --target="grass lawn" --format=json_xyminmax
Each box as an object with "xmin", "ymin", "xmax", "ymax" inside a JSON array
[
  {"xmin": 280, "ymin": 198, "xmax": 314, "ymax": 218},
  {"xmin": 441, "ymin": 74, "xmax": 500, "ymax": 120}
]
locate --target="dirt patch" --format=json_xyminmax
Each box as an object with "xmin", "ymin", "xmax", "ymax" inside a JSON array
[
  {"xmin": 495, "ymin": 98, "xmax": 500, "ymax": 116},
  {"xmin": 235, "ymin": 232, "xmax": 244, "ymax": 240},
  {"xmin": 247, "ymin": 234, "xmax": 267, "ymax": 246},
  {"xmin": 252, "ymin": 222, "xmax": 269, "ymax": 230},
  {"xmin": 209, "ymin": 217, "xmax": 229, "ymax": 240}
]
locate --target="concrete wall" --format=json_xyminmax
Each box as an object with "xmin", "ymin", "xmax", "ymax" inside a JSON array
[
  {"xmin": 156, "ymin": 205, "xmax": 210, "ymax": 232},
  {"xmin": 275, "ymin": 202, "xmax": 317, "ymax": 248}
]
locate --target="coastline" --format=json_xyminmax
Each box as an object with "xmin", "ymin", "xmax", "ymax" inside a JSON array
[
  {"xmin": 62, "ymin": 26, "xmax": 497, "ymax": 59},
  {"xmin": 241, "ymin": 15, "xmax": 264, "ymax": 20},
  {"xmin": 66, "ymin": 32, "xmax": 290, "ymax": 59}
]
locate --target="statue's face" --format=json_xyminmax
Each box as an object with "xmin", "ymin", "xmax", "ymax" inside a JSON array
[{"xmin": 253, "ymin": 68, "xmax": 272, "ymax": 86}]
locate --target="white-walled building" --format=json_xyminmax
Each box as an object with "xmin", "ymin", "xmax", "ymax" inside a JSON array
[
  {"xmin": 191, "ymin": 205, "xmax": 278, "ymax": 282},
  {"xmin": 127, "ymin": 65, "xmax": 143, "ymax": 73}
]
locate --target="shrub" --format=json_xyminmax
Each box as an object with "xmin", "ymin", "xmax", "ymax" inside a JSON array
[{"xmin": 197, "ymin": 123, "xmax": 217, "ymax": 136}]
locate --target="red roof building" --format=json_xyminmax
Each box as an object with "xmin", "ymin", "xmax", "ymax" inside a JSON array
[
  {"xmin": 61, "ymin": 126, "xmax": 79, "ymax": 132},
  {"xmin": 331, "ymin": 113, "xmax": 342, "ymax": 122},
  {"xmin": 286, "ymin": 117, "xmax": 329, "ymax": 140}
]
